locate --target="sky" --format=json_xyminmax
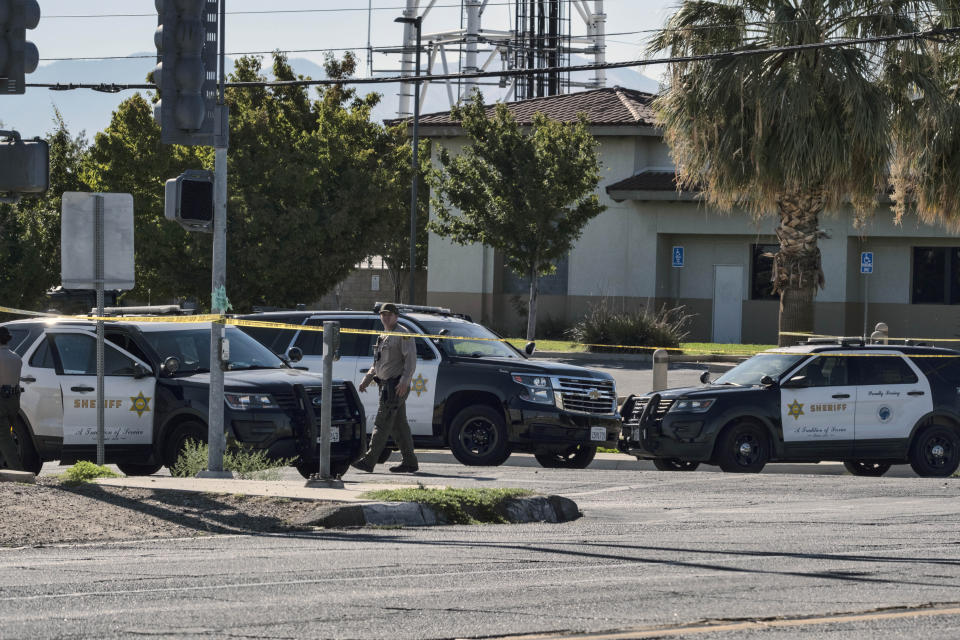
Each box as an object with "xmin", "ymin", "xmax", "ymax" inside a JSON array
[{"xmin": 2, "ymin": 0, "xmax": 681, "ymax": 136}]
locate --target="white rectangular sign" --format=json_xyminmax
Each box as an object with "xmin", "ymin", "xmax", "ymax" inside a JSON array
[{"xmin": 61, "ymin": 192, "xmax": 135, "ymax": 290}]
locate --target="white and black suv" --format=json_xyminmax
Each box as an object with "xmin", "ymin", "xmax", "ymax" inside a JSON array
[
  {"xmin": 620, "ymin": 339, "xmax": 960, "ymax": 477},
  {"xmin": 236, "ymin": 304, "xmax": 621, "ymax": 468},
  {"xmin": 0, "ymin": 318, "xmax": 365, "ymax": 477}
]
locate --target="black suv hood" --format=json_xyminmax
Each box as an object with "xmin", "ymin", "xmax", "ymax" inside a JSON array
[
  {"xmin": 450, "ymin": 356, "xmax": 614, "ymax": 381},
  {"xmin": 170, "ymin": 368, "xmax": 336, "ymax": 388},
  {"xmin": 646, "ymin": 384, "xmax": 765, "ymax": 399}
]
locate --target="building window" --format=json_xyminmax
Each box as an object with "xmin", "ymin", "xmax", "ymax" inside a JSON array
[
  {"xmin": 750, "ymin": 244, "xmax": 778, "ymax": 300},
  {"xmin": 371, "ymin": 275, "xmax": 380, "ymax": 291},
  {"xmin": 912, "ymin": 247, "xmax": 960, "ymax": 304}
]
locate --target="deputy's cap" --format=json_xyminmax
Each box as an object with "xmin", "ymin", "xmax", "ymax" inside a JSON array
[{"xmin": 379, "ymin": 302, "xmax": 400, "ymax": 315}]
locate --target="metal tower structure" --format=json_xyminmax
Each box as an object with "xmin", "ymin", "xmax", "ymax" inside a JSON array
[{"xmin": 372, "ymin": 0, "xmax": 608, "ymax": 118}]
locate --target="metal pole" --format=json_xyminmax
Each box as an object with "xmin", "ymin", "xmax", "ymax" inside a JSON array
[
  {"xmin": 408, "ymin": 19, "xmax": 421, "ymax": 306},
  {"xmin": 319, "ymin": 322, "xmax": 338, "ymax": 479},
  {"xmin": 206, "ymin": 0, "xmax": 229, "ymax": 475},
  {"xmin": 863, "ymin": 273, "xmax": 869, "ymax": 339},
  {"xmin": 94, "ymin": 195, "xmax": 105, "ymax": 466}
]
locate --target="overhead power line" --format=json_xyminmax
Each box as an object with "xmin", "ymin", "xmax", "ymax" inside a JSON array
[{"xmin": 28, "ymin": 26, "xmax": 957, "ymax": 93}]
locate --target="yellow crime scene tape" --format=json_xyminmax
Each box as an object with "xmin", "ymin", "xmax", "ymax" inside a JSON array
[{"xmin": 4, "ymin": 304, "xmax": 959, "ymax": 356}]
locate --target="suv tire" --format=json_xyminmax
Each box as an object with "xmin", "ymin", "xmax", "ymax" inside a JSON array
[
  {"xmin": 652, "ymin": 458, "xmax": 700, "ymax": 471},
  {"xmin": 447, "ymin": 405, "xmax": 511, "ymax": 466},
  {"xmin": 909, "ymin": 424, "xmax": 960, "ymax": 477},
  {"xmin": 117, "ymin": 463, "xmax": 163, "ymax": 476},
  {"xmin": 842, "ymin": 460, "xmax": 891, "ymax": 477},
  {"xmin": 163, "ymin": 420, "xmax": 207, "ymax": 470},
  {"xmin": 534, "ymin": 444, "xmax": 597, "ymax": 469},
  {"xmin": 715, "ymin": 422, "xmax": 769, "ymax": 473}
]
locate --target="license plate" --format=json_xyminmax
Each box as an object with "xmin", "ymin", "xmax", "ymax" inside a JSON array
[
  {"xmin": 317, "ymin": 427, "xmax": 340, "ymax": 444},
  {"xmin": 632, "ymin": 428, "xmax": 641, "ymax": 442},
  {"xmin": 590, "ymin": 426, "xmax": 607, "ymax": 442}
]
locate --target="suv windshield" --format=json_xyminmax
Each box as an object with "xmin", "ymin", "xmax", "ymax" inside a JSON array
[
  {"xmin": 143, "ymin": 327, "xmax": 285, "ymax": 373},
  {"xmin": 713, "ymin": 352, "xmax": 806, "ymax": 386},
  {"xmin": 418, "ymin": 320, "xmax": 520, "ymax": 359}
]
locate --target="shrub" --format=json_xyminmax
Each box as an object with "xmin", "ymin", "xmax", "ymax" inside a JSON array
[
  {"xmin": 361, "ymin": 487, "xmax": 533, "ymax": 524},
  {"xmin": 568, "ymin": 301, "xmax": 692, "ymax": 352},
  {"xmin": 170, "ymin": 439, "xmax": 295, "ymax": 480},
  {"xmin": 60, "ymin": 461, "xmax": 121, "ymax": 485}
]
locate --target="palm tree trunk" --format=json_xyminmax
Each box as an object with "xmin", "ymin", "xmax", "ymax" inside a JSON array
[
  {"xmin": 526, "ymin": 265, "xmax": 539, "ymax": 342},
  {"xmin": 773, "ymin": 191, "xmax": 826, "ymax": 347}
]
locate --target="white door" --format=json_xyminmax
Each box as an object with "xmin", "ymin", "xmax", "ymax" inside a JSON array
[
  {"xmin": 18, "ymin": 336, "xmax": 64, "ymax": 440},
  {"xmin": 294, "ymin": 316, "xmax": 374, "ymax": 390},
  {"xmin": 48, "ymin": 331, "xmax": 157, "ymax": 448},
  {"xmin": 852, "ymin": 354, "xmax": 932, "ymax": 442},
  {"xmin": 779, "ymin": 355, "xmax": 856, "ymax": 457},
  {"xmin": 712, "ymin": 265, "xmax": 744, "ymax": 343}
]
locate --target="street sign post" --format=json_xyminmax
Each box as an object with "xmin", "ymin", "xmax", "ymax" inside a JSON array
[
  {"xmin": 61, "ymin": 192, "xmax": 135, "ymax": 466},
  {"xmin": 861, "ymin": 251, "xmax": 874, "ymax": 337}
]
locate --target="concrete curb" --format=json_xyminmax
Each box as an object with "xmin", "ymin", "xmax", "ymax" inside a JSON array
[
  {"xmin": 0, "ymin": 470, "xmax": 37, "ymax": 484},
  {"xmin": 293, "ymin": 495, "xmax": 580, "ymax": 528}
]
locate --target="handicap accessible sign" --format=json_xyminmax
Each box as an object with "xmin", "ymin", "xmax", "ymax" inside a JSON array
[
  {"xmin": 672, "ymin": 246, "xmax": 684, "ymax": 268},
  {"xmin": 861, "ymin": 251, "xmax": 873, "ymax": 274}
]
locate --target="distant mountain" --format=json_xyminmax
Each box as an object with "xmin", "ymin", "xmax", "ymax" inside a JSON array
[{"xmin": 4, "ymin": 55, "xmax": 661, "ymax": 139}]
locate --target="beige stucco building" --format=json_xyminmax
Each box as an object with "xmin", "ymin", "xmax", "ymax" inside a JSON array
[{"xmin": 417, "ymin": 87, "xmax": 960, "ymax": 344}]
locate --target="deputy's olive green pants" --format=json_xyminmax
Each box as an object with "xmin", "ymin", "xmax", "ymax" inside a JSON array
[
  {"xmin": 359, "ymin": 378, "xmax": 417, "ymax": 468},
  {"xmin": 0, "ymin": 396, "xmax": 24, "ymax": 471}
]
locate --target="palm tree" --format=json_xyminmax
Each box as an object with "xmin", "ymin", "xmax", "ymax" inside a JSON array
[{"xmin": 650, "ymin": 1, "xmax": 953, "ymax": 346}]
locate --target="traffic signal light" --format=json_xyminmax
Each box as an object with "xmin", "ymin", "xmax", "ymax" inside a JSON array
[
  {"xmin": 0, "ymin": 0, "xmax": 40, "ymax": 95},
  {"xmin": 154, "ymin": 0, "xmax": 219, "ymax": 146},
  {"xmin": 165, "ymin": 170, "xmax": 214, "ymax": 232},
  {"xmin": 0, "ymin": 130, "xmax": 47, "ymax": 197}
]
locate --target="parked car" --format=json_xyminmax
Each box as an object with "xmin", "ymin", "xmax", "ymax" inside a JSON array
[
  {"xmin": 0, "ymin": 318, "xmax": 365, "ymax": 478},
  {"xmin": 235, "ymin": 304, "xmax": 620, "ymax": 468},
  {"xmin": 619, "ymin": 339, "xmax": 960, "ymax": 477}
]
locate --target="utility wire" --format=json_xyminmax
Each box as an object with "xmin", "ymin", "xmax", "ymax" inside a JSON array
[{"xmin": 28, "ymin": 25, "xmax": 957, "ymax": 92}]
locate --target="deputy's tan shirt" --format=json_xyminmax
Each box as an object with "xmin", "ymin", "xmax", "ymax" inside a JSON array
[
  {"xmin": 0, "ymin": 345, "xmax": 22, "ymax": 386},
  {"xmin": 364, "ymin": 325, "xmax": 416, "ymax": 388}
]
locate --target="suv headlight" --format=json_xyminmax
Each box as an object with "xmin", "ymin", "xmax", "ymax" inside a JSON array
[
  {"xmin": 225, "ymin": 393, "xmax": 279, "ymax": 410},
  {"xmin": 668, "ymin": 398, "xmax": 715, "ymax": 413},
  {"xmin": 512, "ymin": 374, "xmax": 555, "ymax": 405}
]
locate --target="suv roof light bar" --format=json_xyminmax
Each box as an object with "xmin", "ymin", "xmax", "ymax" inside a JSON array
[
  {"xmin": 804, "ymin": 337, "xmax": 866, "ymax": 347},
  {"xmin": 373, "ymin": 302, "xmax": 451, "ymax": 315},
  {"xmin": 91, "ymin": 305, "xmax": 190, "ymax": 317}
]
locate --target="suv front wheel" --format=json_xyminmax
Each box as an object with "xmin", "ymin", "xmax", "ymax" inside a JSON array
[
  {"xmin": 715, "ymin": 421, "xmax": 769, "ymax": 473},
  {"xmin": 534, "ymin": 444, "xmax": 597, "ymax": 469},
  {"xmin": 447, "ymin": 405, "xmax": 511, "ymax": 466}
]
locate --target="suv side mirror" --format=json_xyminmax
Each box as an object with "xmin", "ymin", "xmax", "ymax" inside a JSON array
[
  {"xmin": 760, "ymin": 375, "xmax": 777, "ymax": 387},
  {"xmin": 286, "ymin": 346, "xmax": 303, "ymax": 363},
  {"xmin": 162, "ymin": 356, "xmax": 180, "ymax": 376},
  {"xmin": 524, "ymin": 341, "xmax": 536, "ymax": 356},
  {"xmin": 133, "ymin": 362, "xmax": 150, "ymax": 379},
  {"xmin": 699, "ymin": 370, "xmax": 711, "ymax": 384}
]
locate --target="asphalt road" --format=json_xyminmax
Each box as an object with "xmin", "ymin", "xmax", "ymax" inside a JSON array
[{"xmin": 4, "ymin": 461, "xmax": 958, "ymax": 639}]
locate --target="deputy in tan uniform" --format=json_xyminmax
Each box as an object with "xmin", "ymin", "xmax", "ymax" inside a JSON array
[
  {"xmin": 0, "ymin": 327, "xmax": 25, "ymax": 471},
  {"xmin": 351, "ymin": 303, "xmax": 419, "ymax": 473}
]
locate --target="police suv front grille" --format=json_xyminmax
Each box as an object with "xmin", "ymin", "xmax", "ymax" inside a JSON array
[
  {"xmin": 555, "ymin": 377, "xmax": 616, "ymax": 414},
  {"xmin": 272, "ymin": 385, "xmax": 356, "ymax": 421},
  {"xmin": 623, "ymin": 396, "xmax": 674, "ymax": 425}
]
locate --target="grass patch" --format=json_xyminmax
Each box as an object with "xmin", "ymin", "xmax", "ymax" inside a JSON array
[
  {"xmin": 59, "ymin": 461, "xmax": 121, "ymax": 485},
  {"xmin": 361, "ymin": 486, "xmax": 534, "ymax": 525},
  {"xmin": 171, "ymin": 439, "xmax": 296, "ymax": 480}
]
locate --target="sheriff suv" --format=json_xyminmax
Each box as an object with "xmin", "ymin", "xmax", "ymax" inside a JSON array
[
  {"xmin": 620, "ymin": 339, "xmax": 960, "ymax": 477},
  {"xmin": 0, "ymin": 317, "xmax": 365, "ymax": 478},
  {"xmin": 236, "ymin": 304, "xmax": 620, "ymax": 468}
]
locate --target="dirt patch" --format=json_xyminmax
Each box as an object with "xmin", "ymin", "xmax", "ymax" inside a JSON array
[{"xmin": 0, "ymin": 478, "xmax": 333, "ymax": 548}]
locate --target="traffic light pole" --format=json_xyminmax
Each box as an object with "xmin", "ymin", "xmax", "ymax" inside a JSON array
[{"xmin": 203, "ymin": 0, "xmax": 230, "ymax": 477}]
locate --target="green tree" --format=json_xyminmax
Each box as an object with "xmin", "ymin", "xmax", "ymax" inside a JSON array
[
  {"xmin": 376, "ymin": 126, "xmax": 429, "ymax": 304},
  {"xmin": 82, "ymin": 53, "xmax": 397, "ymax": 311},
  {"xmin": 650, "ymin": 1, "xmax": 950, "ymax": 346},
  {"xmin": 427, "ymin": 95, "xmax": 605, "ymax": 340}
]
